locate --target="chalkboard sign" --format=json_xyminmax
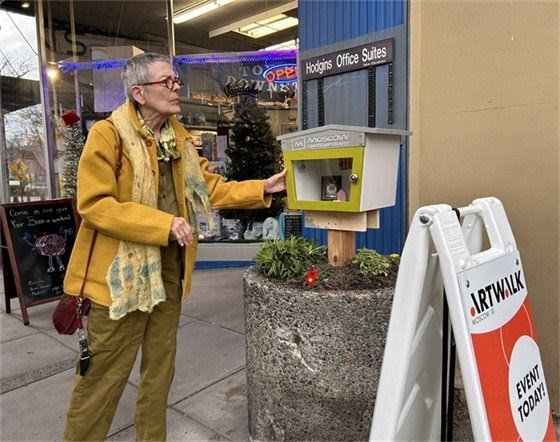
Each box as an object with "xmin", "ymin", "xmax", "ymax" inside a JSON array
[{"xmin": 0, "ymin": 199, "xmax": 79, "ymax": 325}]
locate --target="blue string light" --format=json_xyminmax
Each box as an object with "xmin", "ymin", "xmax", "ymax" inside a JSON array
[
  {"xmin": 58, "ymin": 50, "xmax": 298, "ymax": 73},
  {"xmin": 59, "ymin": 59, "xmax": 126, "ymax": 73},
  {"xmin": 175, "ymin": 50, "xmax": 297, "ymax": 65}
]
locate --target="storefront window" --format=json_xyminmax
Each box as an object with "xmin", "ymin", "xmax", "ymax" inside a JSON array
[
  {"xmin": 173, "ymin": 51, "xmax": 297, "ymax": 170},
  {"xmin": 36, "ymin": 0, "xmax": 171, "ymax": 199},
  {"xmin": 0, "ymin": 9, "xmax": 46, "ymax": 202},
  {"xmin": 7, "ymin": 1, "xmax": 299, "ymax": 241}
]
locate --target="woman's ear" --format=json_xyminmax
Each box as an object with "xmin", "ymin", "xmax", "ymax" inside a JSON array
[{"xmin": 130, "ymin": 85, "xmax": 145, "ymax": 105}]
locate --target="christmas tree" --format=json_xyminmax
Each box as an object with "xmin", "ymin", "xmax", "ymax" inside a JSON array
[
  {"xmin": 219, "ymin": 96, "xmax": 283, "ymax": 230},
  {"xmin": 62, "ymin": 123, "xmax": 85, "ymax": 198}
]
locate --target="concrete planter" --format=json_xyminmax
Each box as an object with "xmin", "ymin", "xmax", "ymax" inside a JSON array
[{"xmin": 243, "ymin": 267, "xmax": 394, "ymax": 441}]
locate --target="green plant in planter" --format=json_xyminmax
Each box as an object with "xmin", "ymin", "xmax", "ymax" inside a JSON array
[
  {"xmin": 353, "ymin": 248, "xmax": 398, "ymax": 277},
  {"xmin": 255, "ymin": 237, "xmax": 327, "ymax": 280}
]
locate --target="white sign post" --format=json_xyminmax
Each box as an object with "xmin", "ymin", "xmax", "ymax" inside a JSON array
[{"xmin": 370, "ymin": 197, "xmax": 557, "ymax": 441}]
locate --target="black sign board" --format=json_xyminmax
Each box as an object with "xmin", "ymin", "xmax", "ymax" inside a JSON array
[
  {"xmin": 0, "ymin": 199, "xmax": 79, "ymax": 325},
  {"xmin": 300, "ymin": 38, "xmax": 394, "ymax": 81},
  {"xmin": 283, "ymin": 213, "xmax": 303, "ymax": 238}
]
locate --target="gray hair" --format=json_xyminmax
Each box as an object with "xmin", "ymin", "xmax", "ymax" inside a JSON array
[{"xmin": 122, "ymin": 53, "xmax": 172, "ymax": 100}]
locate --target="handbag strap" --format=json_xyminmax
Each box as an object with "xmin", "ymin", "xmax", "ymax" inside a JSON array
[
  {"xmin": 76, "ymin": 124, "xmax": 124, "ymax": 377},
  {"xmin": 77, "ymin": 129, "xmax": 124, "ymax": 304}
]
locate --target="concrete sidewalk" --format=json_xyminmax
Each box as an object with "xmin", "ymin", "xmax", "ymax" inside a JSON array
[
  {"xmin": 1, "ymin": 268, "xmax": 251, "ymax": 441},
  {"xmin": 1, "ymin": 266, "xmax": 555, "ymax": 441}
]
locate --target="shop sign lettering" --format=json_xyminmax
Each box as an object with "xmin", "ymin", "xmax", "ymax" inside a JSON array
[
  {"xmin": 281, "ymin": 132, "xmax": 364, "ymax": 151},
  {"xmin": 301, "ymin": 38, "xmax": 393, "ymax": 81}
]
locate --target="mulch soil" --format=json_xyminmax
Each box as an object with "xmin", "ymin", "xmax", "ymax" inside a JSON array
[{"xmin": 269, "ymin": 261, "xmax": 398, "ymax": 291}]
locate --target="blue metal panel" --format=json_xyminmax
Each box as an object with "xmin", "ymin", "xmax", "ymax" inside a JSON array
[
  {"xmin": 195, "ymin": 261, "xmax": 253, "ymax": 269},
  {"xmin": 299, "ymin": 0, "xmax": 408, "ymax": 254},
  {"xmin": 299, "ymin": 0, "xmax": 405, "ymax": 52}
]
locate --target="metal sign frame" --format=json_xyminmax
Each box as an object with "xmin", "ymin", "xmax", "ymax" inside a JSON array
[{"xmin": 370, "ymin": 197, "xmax": 557, "ymax": 441}]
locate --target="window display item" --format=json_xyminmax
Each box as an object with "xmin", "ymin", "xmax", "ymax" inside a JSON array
[
  {"xmin": 197, "ymin": 211, "xmax": 221, "ymax": 239},
  {"xmin": 243, "ymin": 229, "xmax": 258, "ymax": 240},
  {"xmin": 262, "ymin": 217, "xmax": 280, "ymax": 240},
  {"xmin": 208, "ymin": 161, "xmax": 226, "ymax": 175},
  {"xmin": 191, "ymin": 135, "xmax": 203, "ymax": 148},
  {"xmin": 251, "ymin": 222, "xmax": 263, "ymax": 238},
  {"xmin": 222, "ymin": 218, "xmax": 242, "ymax": 240},
  {"xmin": 61, "ymin": 109, "xmax": 80, "ymax": 126},
  {"xmin": 279, "ymin": 212, "xmax": 303, "ymax": 239},
  {"xmin": 243, "ymin": 221, "xmax": 263, "ymax": 240},
  {"xmin": 201, "ymin": 133, "xmax": 218, "ymax": 160},
  {"xmin": 217, "ymin": 135, "xmax": 228, "ymax": 161}
]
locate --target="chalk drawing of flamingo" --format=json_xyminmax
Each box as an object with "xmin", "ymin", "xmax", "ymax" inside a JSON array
[{"xmin": 19, "ymin": 227, "xmax": 73, "ymax": 273}]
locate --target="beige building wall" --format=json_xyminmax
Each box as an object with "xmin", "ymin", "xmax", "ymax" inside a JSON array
[{"xmin": 409, "ymin": 0, "xmax": 559, "ymax": 409}]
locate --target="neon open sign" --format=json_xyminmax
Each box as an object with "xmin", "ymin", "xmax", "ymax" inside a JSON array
[{"xmin": 263, "ymin": 63, "xmax": 298, "ymax": 84}]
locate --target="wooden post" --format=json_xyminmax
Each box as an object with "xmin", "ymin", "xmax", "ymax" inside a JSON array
[
  {"xmin": 328, "ymin": 230, "xmax": 356, "ymax": 267},
  {"xmin": 304, "ymin": 210, "xmax": 380, "ymax": 267}
]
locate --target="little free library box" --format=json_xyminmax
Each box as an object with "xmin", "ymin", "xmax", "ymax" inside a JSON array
[{"xmin": 278, "ymin": 125, "xmax": 410, "ymax": 217}]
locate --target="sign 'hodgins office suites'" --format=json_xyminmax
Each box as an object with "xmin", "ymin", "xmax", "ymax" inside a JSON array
[{"xmin": 300, "ymin": 38, "xmax": 393, "ymax": 81}]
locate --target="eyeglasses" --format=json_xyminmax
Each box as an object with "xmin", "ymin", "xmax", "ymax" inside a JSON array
[{"xmin": 138, "ymin": 75, "xmax": 184, "ymax": 90}]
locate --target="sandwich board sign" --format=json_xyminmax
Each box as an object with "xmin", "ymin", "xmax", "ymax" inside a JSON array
[{"xmin": 370, "ymin": 197, "xmax": 557, "ymax": 441}]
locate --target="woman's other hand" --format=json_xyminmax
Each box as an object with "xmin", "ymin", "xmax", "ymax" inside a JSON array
[{"xmin": 169, "ymin": 217, "xmax": 193, "ymax": 247}]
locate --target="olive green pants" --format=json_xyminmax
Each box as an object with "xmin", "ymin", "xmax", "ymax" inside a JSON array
[{"xmin": 63, "ymin": 276, "xmax": 182, "ymax": 442}]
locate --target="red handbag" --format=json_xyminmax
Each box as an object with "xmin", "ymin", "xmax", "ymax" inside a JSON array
[
  {"xmin": 52, "ymin": 292, "xmax": 92, "ymax": 335},
  {"xmin": 52, "ymin": 224, "xmax": 98, "ymax": 335}
]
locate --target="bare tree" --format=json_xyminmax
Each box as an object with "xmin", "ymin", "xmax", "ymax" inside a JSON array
[
  {"xmin": 0, "ymin": 48, "xmax": 32, "ymax": 78},
  {"xmin": 2, "ymin": 50, "xmax": 46, "ymax": 198}
]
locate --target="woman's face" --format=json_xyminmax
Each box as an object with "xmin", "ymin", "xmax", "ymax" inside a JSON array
[{"xmin": 138, "ymin": 61, "xmax": 182, "ymax": 117}]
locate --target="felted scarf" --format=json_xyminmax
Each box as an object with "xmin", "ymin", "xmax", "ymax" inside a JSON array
[
  {"xmin": 136, "ymin": 109, "xmax": 180, "ymax": 162},
  {"xmin": 106, "ymin": 104, "xmax": 165, "ymax": 320},
  {"xmin": 106, "ymin": 102, "xmax": 214, "ymax": 320},
  {"xmin": 135, "ymin": 107, "xmax": 214, "ymax": 233}
]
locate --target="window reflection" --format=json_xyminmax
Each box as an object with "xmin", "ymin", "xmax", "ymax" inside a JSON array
[{"xmin": 0, "ymin": 9, "xmax": 47, "ymax": 202}]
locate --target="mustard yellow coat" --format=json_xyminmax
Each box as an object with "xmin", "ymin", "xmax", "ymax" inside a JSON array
[{"xmin": 63, "ymin": 100, "xmax": 271, "ymax": 307}]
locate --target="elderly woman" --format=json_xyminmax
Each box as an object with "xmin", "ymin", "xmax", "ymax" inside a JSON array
[{"xmin": 63, "ymin": 52, "xmax": 286, "ymax": 441}]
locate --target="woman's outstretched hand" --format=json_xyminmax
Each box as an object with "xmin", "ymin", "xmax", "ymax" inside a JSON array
[{"xmin": 264, "ymin": 168, "xmax": 287, "ymax": 194}]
